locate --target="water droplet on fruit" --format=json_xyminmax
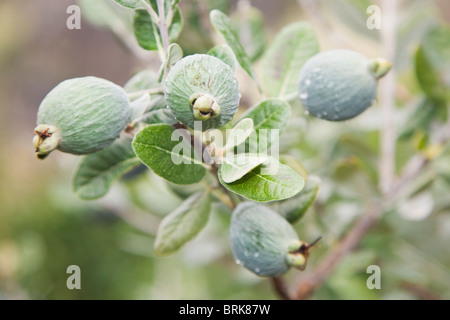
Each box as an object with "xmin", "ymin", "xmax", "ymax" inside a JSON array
[
  {"xmin": 235, "ymin": 259, "xmax": 241, "ymax": 265},
  {"xmin": 305, "ymin": 79, "xmax": 311, "ymax": 87},
  {"xmin": 255, "ymin": 268, "xmax": 260, "ymax": 273},
  {"xmin": 323, "ymin": 111, "xmax": 328, "ymax": 116},
  {"xmin": 304, "ymin": 110, "xmax": 310, "ymax": 116},
  {"xmin": 253, "ymin": 252, "xmax": 259, "ymax": 258},
  {"xmin": 299, "ymin": 92, "xmax": 308, "ymax": 100}
]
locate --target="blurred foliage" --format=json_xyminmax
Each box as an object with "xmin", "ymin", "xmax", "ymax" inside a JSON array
[{"xmin": 1, "ymin": 0, "xmax": 450, "ymax": 300}]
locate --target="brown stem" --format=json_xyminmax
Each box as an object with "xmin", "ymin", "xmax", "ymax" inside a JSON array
[
  {"xmin": 270, "ymin": 277, "xmax": 291, "ymax": 300},
  {"xmin": 288, "ymin": 115, "xmax": 450, "ymax": 299},
  {"xmin": 292, "ymin": 205, "xmax": 381, "ymax": 300}
]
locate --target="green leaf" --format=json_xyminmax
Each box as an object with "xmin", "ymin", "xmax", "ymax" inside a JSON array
[
  {"xmin": 141, "ymin": 108, "xmax": 178, "ymax": 125},
  {"xmin": 398, "ymin": 98, "xmax": 438, "ymax": 140},
  {"xmin": 132, "ymin": 124, "xmax": 206, "ymax": 184},
  {"xmin": 130, "ymin": 94, "xmax": 151, "ymax": 121},
  {"xmin": 210, "ymin": 9, "xmax": 260, "ymax": 89},
  {"xmin": 261, "ymin": 22, "xmax": 319, "ymax": 98},
  {"xmin": 414, "ymin": 26, "xmax": 450, "ymax": 103},
  {"xmin": 241, "ymin": 99, "xmax": 291, "ymax": 131},
  {"xmin": 231, "ymin": 5, "xmax": 266, "ymax": 61},
  {"xmin": 133, "ymin": 9, "xmax": 158, "ymax": 51},
  {"xmin": 79, "ymin": 0, "xmax": 119, "ymax": 28},
  {"xmin": 415, "ymin": 45, "xmax": 450, "ymax": 103},
  {"xmin": 73, "ymin": 137, "xmax": 141, "ymax": 200},
  {"xmin": 114, "ymin": 0, "xmax": 148, "ymax": 9},
  {"xmin": 133, "ymin": 5, "xmax": 183, "ymax": 51},
  {"xmin": 219, "ymin": 157, "xmax": 305, "ymax": 202},
  {"xmin": 159, "ymin": 43, "xmax": 184, "ymax": 81},
  {"xmin": 219, "ymin": 154, "xmax": 268, "ymax": 183},
  {"xmin": 207, "ymin": 44, "xmax": 237, "ymax": 71},
  {"xmin": 239, "ymin": 99, "xmax": 291, "ymax": 152},
  {"xmin": 168, "ymin": 5, "xmax": 183, "ymax": 42},
  {"xmin": 124, "ymin": 70, "xmax": 161, "ymax": 95},
  {"xmin": 224, "ymin": 118, "xmax": 254, "ymax": 151},
  {"xmin": 279, "ymin": 154, "xmax": 308, "ymax": 181},
  {"xmin": 154, "ymin": 191, "xmax": 211, "ymax": 256},
  {"xmin": 272, "ymin": 176, "xmax": 320, "ymax": 224},
  {"xmin": 326, "ymin": 0, "xmax": 378, "ymax": 40}
]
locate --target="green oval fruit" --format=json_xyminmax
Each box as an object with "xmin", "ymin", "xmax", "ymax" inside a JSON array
[
  {"xmin": 165, "ymin": 54, "xmax": 240, "ymax": 130},
  {"xmin": 230, "ymin": 202, "xmax": 308, "ymax": 277},
  {"xmin": 34, "ymin": 77, "xmax": 130, "ymax": 159},
  {"xmin": 298, "ymin": 49, "xmax": 391, "ymax": 121}
]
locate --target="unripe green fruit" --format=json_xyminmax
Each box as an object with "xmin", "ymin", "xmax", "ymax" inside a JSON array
[
  {"xmin": 230, "ymin": 202, "xmax": 309, "ymax": 277},
  {"xmin": 34, "ymin": 77, "xmax": 130, "ymax": 159},
  {"xmin": 298, "ymin": 49, "xmax": 391, "ymax": 121},
  {"xmin": 165, "ymin": 54, "xmax": 240, "ymax": 131}
]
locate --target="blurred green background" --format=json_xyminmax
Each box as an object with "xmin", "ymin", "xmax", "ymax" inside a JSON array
[{"xmin": 1, "ymin": 0, "xmax": 450, "ymax": 299}]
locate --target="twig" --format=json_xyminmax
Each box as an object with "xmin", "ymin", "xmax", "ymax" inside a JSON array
[
  {"xmin": 140, "ymin": 0, "xmax": 160, "ymax": 23},
  {"xmin": 390, "ymin": 113, "xmax": 450, "ymax": 199},
  {"xmin": 156, "ymin": 0, "xmax": 170, "ymax": 54},
  {"xmin": 270, "ymin": 277, "xmax": 291, "ymax": 300},
  {"xmin": 290, "ymin": 119, "xmax": 450, "ymax": 299},
  {"xmin": 292, "ymin": 205, "xmax": 381, "ymax": 300},
  {"xmin": 399, "ymin": 282, "xmax": 441, "ymax": 300}
]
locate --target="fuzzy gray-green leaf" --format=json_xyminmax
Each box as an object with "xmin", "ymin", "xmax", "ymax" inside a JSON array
[
  {"xmin": 154, "ymin": 191, "xmax": 211, "ymax": 256},
  {"xmin": 262, "ymin": 22, "xmax": 319, "ymax": 98},
  {"xmin": 210, "ymin": 10, "xmax": 259, "ymax": 87},
  {"xmin": 73, "ymin": 137, "xmax": 141, "ymax": 200},
  {"xmin": 208, "ymin": 44, "xmax": 237, "ymax": 71},
  {"xmin": 239, "ymin": 99, "xmax": 291, "ymax": 152},
  {"xmin": 271, "ymin": 176, "xmax": 320, "ymax": 223}
]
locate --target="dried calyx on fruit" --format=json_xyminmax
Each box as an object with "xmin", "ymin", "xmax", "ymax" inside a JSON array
[
  {"xmin": 33, "ymin": 77, "xmax": 130, "ymax": 159},
  {"xmin": 165, "ymin": 54, "xmax": 241, "ymax": 131},
  {"xmin": 298, "ymin": 49, "xmax": 391, "ymax": 121},
  {"xmin": 230, "ymin": 202, "xmax": 320, "ymax": 277}
]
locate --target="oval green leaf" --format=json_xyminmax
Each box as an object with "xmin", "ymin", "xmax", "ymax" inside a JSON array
[
  {"xmin": 132, "ymin": 124, "xmax": 206, "ymax": 184},
  {"xmin": 73, "ymin": 137, "xmax": 142, "ymax": 200},
  {"xmin": 208, "ymin": 44, "xmax": 237, "ymax": 71},
  {"xmin": 134, "ymin": 5, "xmax": 183, "ymax": 51},
  {"xmin": 154, "ymin": 191, "xmax": 211, "ymax": 256},
  {"xmin": 231, "ymin": 5, "xmax": 266, "ymax": 62},
  {"xmin": 271, "ymin": 176, "xmax": 320, "ymax": 224},
  {"xmin": 261, "ymin": 22, "xmax": 319, "ymax": 98},
  {"xmin": 220, "ymin": 153, "xmax": 268, "ymax": 183},
  {"xmin": 238, "ymin": 99, "xmax": 291, "ymax": 152},
  {"xmin": 219, "ymin": 157, "xmax": 305, "ymax": 202},
  {"xmin": 210, "ymin": 9, "xmax": 260, "ymax": 89},
  {"xmin": 224, "ymin": 118, "xmax": 254, "ymax": 151}
]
